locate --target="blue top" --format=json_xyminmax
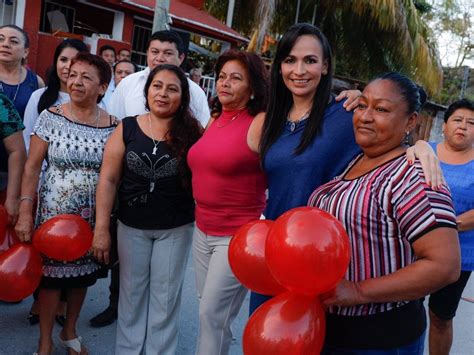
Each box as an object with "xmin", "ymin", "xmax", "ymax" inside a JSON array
[
  {"xmin": 263, "ymin": 98, "xmax": 361, "ymax": 220},
  {"xmin": 0, "ymin": 69, "xmax": 39, "ymax": 119},
  {"xmin": 430, "ymin": 142, "xmax": 474, "ymax": 270}
]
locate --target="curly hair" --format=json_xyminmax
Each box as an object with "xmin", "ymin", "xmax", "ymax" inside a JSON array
[
  {"xmin": 210, "ymin": 49, "xmax": 268, "ymax": 118},
  {"xmin": 144, "ymin": 64, "xmax": 203, "ymax": 187}
]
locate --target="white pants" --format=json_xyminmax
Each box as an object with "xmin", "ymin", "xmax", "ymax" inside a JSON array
[
  {"xmin": 115, "ymin": 221, "xmax": 193, "ymax": 355},
  {"xmin": 193, "ymin": 226, "xmax": 248, "ymax": 355}
]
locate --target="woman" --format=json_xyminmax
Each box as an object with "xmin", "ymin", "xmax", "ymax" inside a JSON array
[
  {"xmin": 92, "ymin": 64, "xmax": 202, "ymax": 355},
  {"xmin": 308, "ymin": 72, "xmax": 460, "ymax": 354},
  {"xmin": 0, "ymin": 24, "xmax": 44, "ymax": 118},
  {"xmin": 428, "ymin": 99, "xmax": 474, "ymax": 355},
  {"xmin": 23, "ymin": 38, "xmax": 89, "ymax": 327},
  {"xmin": 250, "ymin": 23, "xmax": 443, "ymax": 313},
  {"xmin": 0, "ymin": 24, "xmax": 44, "ymax": 228},
  {"xmin": 187, "ymin": 50, "xmax": 269, "ymax": 355},
  {"xmin": 0, "ymin": 93, "xmax": 26, "ymax": 224},
  {"xmin": 15, "ymin": 52, "xmax": 114, "ymax": 355},
  {"xmin": 23, "ymin": 39, "xmax": 89, "ymax": 150}
]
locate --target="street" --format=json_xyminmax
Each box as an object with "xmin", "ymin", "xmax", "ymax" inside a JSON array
[{"xmin": 0, "ymin": 252, "xmax": 473, "ymax": 354}]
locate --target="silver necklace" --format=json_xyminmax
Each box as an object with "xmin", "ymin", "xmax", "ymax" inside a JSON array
[
  {"xmin": 70, "ymin": 104, "xmax": 100, "ymax": 128},
  {"xmin": 148, "ymin": 113, "xmax": 167, "ymax": 155},
  {"xmin": 287, "ymin": 108, "xmax": 310, "ymax": 132},
  {"xmin": 0, "ymin": 66, "xmax": 22, "ymax": 103}
]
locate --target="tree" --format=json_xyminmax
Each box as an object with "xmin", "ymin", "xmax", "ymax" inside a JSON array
[
  {"xmin": 205, "ymin": 0, "xmax": 444, "ymax": 95},
  {"xmin": 424, "ymin": 0, "xmax": 473, "ymax": 67}
]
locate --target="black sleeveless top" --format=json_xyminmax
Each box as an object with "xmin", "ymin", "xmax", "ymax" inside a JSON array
[{"xmin": 118, "ymin": 116, "xmax": 195, "ymax": 229}]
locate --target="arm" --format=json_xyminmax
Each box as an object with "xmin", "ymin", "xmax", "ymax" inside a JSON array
[
  {"xmin": 406, "ymin": 140, "xmax": 444, "ymax": 188},
  {"xmin": 3, "ymin": 132, "xmax": 26, "ymax": 225},
  {"xmin": 335, "ymin": 89, "xmax": 361, "ymax": 111},
  {"xmin": 107, "ymin": 81, "xmax": 126, "ymax": 119},
  {"xmin": 92, "ymin": 124, "xmax": 125, "ymax": 264},
  {"xmin": 321, "ymin": 227, "xmax": 460, "ymax": 307},
  {"xmin": 247, "ymin": 112, "xmax": 265, "ymax": 153},
  {"xmin": 457, "ymin": 209, "xmax": 474, "ymax": 232},
  {"xmin": 14, "ymin": 135, "xmax": 48, "ymax": 242},
  {"xmin": 23, "ymin": 91, "xmax": 41, "ymax": 152}
]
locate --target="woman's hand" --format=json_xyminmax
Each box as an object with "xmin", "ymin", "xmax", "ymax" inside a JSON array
[
  {"xmin": 406, "ymin": 140, "xmax": 444, "ymax": 188},
  {"xmin": 4, "ymin": 197, "xmax": 19, "ymax": 226},
  {"xmin": 335, "ymin": 90, "xmax": 362, "ymax": 111},
  {"xmin": 457, "ymin": 210, "xmax": 474, "ymax": 232},
  {"xmin": 15, "ymin": 212, "xmax": 34, "ymax": 242},
  {"xmin": 92, "ymin": 228, "xmax": 111, "ymax": 264},
  {"xmin": 319, "ymin": 279, "xmax": 364, "ymax": 308}
]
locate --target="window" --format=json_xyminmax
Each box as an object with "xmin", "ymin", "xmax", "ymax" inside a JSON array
[
  {"xmin": 0, "ymin": 0, "xmax": 17, "ymax": 26},
  {"xmin": 131, "ymin": 21, "xmax": 151, "ymax": 69},
  {"xmin": 40, "ymin": 1, "xmax": 75, "ymax": 34}
]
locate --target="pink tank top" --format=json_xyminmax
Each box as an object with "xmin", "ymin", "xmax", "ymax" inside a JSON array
[{"xmin": 187, "ymin": 108, "xmax": 266, "ymax": 236}]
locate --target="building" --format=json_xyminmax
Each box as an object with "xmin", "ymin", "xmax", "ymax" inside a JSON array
[{"xmin": 0, "ymin": 0, "xmax": 247, "ymax": 78}]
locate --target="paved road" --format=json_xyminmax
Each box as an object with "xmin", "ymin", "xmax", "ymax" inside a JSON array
[{"xmin": 1, "ymin": 253, "xmax": 473, "ymax": 354}]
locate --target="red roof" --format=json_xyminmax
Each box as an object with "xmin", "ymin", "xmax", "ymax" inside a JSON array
[{"xmin": 121, "ymin": 0, "xmax": 248, "ymax": 43}]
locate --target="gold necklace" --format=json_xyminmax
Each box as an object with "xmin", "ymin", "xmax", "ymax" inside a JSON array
[{"xmin": 216, "ymin": 108, "xmax": 246, "ymax": 128}]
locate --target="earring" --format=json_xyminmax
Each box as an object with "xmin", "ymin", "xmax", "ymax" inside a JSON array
[
  {"xmin": 404, "ymin": 131, "xmax": 411, "ymax": 145},
  {"xmin": 250, "ymin": 94, "xmax": 255, "ymax": 100}
]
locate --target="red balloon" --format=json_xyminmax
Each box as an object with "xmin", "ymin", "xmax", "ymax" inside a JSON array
[
  {"xmin": 266, "ymin": 207, "xmax": 350, "ymax": 295},
  {"xmin": 0, "ymin": 243, "xmax": 43, "ymax": 302},
  {"xmin": 33, "ymin": 214, "xmax": 93, "ymax": 261},
  {"xmin": 243, "ymin": 292, "xmax": 326, "ymax": 355},
  {"xmin": 229, "ymin": 220, "xmax": 286, "ymax": 295},
  {"xmin": 0, "ymin": 227, "xmax": 21, "ymax": 254},
  {"xmin": 0, "ymin": 205, "xmax": 7, "ymax": 246}
]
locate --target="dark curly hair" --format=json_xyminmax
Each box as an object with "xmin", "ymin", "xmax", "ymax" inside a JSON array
[
  {"xmin": 444, "ymin": 98, "xmax": 474, "ymax": 123},
  {"xmin": 210, "ymin": 49, "xmax": 268, "ymax": 118},
  {"xmin": 144, "ymin": 64, "xmax": 203, "ymax": 187}
]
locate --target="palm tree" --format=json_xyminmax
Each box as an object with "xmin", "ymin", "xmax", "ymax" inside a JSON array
[{"xmin": 205, "ymin": 0, "xmax": 443, "ymax": 95}]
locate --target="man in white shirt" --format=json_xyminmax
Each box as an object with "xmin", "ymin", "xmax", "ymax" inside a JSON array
[{"xmin": 108, "ymin": 30, "xmax": 210, "ymax": 127}]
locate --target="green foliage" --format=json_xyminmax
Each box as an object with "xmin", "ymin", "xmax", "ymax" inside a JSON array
[{"xmin": 204, "ymin": 0, "xmax": 444, "ymax": 94}]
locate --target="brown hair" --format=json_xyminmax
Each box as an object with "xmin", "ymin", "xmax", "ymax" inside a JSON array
[{"xmin": 211, "ymin": 50, "xmax": 269, "ymax": 118}]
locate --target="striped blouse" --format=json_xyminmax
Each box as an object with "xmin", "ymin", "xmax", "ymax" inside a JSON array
[{"xmin": 308, "ymin": 153, "xmax": 457, "ymax": 317}]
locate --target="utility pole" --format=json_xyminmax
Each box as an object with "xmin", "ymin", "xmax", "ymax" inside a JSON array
[
  {"xmin": 295, "ymin": 0, "xmax": 301, "ymax": 24},
  {"xmin": 153, "ymin": 0, "xmax": 171, "ymax": 32},
  {"xmin": 226, "ymin": 0, "xmax": 235, "ymax": 28}
]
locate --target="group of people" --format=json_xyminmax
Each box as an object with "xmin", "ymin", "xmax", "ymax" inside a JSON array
[{"xmin": 0, "ymin": 20, "xmax": 471, "ymax": 355}]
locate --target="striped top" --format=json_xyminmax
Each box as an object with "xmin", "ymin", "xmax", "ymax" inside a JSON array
[{"xmin": 308, "ymin": 153, "xmax": 457, "ymax": 316}]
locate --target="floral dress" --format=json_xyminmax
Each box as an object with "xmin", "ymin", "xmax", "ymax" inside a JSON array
[{"xmin": 33, "ymin": 105, "xmax": 116, "ymax": 282}]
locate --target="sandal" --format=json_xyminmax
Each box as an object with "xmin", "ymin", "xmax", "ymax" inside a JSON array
[{"xmin": 59, "ymin": 335, "xmax": 87, "ymax": 354}]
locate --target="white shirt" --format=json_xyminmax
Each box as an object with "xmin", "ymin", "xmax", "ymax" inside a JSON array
[
  {"xmin": 23, "ymin": 88, "xmax": 70, "ymax": 151},
  {"xmin": 108, "ymin": 67, "xmax": 210, "ymax": 127},
  {"xmin": 101, "ymin": 78, "xmax": 116, "ymax": 112}
]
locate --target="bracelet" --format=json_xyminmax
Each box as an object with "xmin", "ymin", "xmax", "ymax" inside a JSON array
[{"xmin": 19, "ymin": 196, "xmax": 34, "ymax": 203}]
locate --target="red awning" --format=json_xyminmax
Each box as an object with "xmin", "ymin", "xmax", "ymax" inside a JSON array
[{"xmin": 121, "ymin": 0, "xmax": 248, "ymax": 43}]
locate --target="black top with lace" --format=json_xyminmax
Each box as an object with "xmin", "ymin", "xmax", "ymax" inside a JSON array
[{"xmin": 118, "ymin": 116, "xmax": 195, "ymax": 229}]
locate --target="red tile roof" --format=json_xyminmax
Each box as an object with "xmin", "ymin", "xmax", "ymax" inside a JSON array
[{"xmin": 121, "ymin": 0, "xmax": 248, "ymax": 43}]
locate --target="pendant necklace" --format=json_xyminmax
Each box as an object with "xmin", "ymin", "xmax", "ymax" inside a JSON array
[
  {"xmin": 216, "ymin": 108, "xmax": 246, "ymax": 128},
  {"xmin": 287, "ymin": 108, "xmax": 310, "ymax": 132},
  {"xmin": 0, "ymin": 66, "xmax": 22, "ymax": 103},
  {"xmin": 148, "ymin": 113, "xmax": 167, "ymax": 155}
]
